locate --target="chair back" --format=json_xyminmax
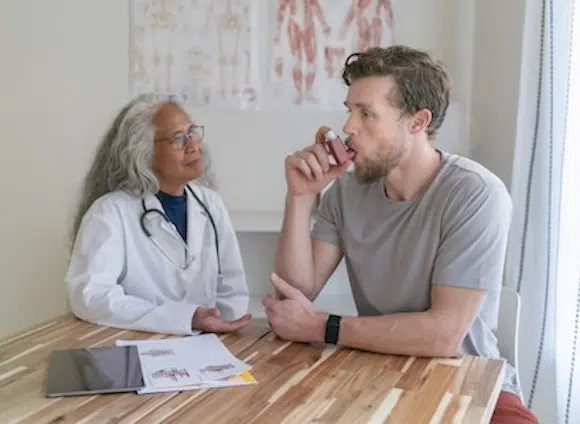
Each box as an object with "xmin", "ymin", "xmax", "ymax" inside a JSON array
[
  {"xmin": 497, "ymin": 287, "xmax": 520, "ymax": 367},
  {"xmin": 497, "ymin": 286, "xmax": 522, "ymax": 398}
]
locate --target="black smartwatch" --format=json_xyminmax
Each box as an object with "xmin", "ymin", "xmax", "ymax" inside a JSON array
[{"xmin": 325, "ymin": 314, "xmax": 342, "ymax": 345}]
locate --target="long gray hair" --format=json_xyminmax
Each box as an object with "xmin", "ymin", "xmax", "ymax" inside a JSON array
[{"xmin": 70, "ymin": 93, "xmax": 216, "ymax": 243}]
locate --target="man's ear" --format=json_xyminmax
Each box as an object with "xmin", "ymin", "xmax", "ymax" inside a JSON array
[{"xmin": 409, "ymin": 109, "xmax": 432, "ymax": 134}]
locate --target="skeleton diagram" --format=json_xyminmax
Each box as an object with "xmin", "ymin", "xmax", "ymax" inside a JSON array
[
  {"xmin": 133, "ymin": 0, "xmax": 184, "ymax": 93},
  {"xmin": 273, "ymin": 0, "xmax": 332, "ymax": 104},
  {"xmin": 340, "ymin": 0, "xmax": 394, "ymax": 52},
  {"xmin": 131, "ymin": 26, "xmax": 149, "ymax": 86},
  {"xmin": 131, "ymin": 0, "xmax": 258, "ymax": 109},
  {"xmin": 203, "ymin": 0, "xmax": 256, "ymax": 104},
  {"xmin": 145, "ymin": 0, "xmax": 180, "ymax": 31},
  {"xmin": 183, "ymin": 46, "xmax": 212, "ymax": 105}
]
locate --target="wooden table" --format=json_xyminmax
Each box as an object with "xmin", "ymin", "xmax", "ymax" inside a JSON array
[{"xmin": 0, "ymin": 314, "xmax": 504, "ymax": 423}]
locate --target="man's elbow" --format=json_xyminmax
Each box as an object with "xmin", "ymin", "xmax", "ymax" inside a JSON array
[
  {"xmin": 431, "ymin": 337, "xmax": 461, "ymax": 358},
  {"xmin": 430, "ymin": 327, "xmax": 465, "ymax": 357}
]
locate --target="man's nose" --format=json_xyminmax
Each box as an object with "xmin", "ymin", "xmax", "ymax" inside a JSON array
[{"xmin": 343, "ymin": 115, "xmax": 357, "ymax": 137}]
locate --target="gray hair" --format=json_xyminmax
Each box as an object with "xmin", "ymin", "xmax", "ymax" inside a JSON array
[{"xmin": 70, "ymin": 93, "xmax": 217, "ymax": 243}]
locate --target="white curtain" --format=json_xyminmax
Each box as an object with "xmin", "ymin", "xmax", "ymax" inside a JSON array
[
  {"xmin": 556, "ymin": 1, "xmax": 580, "ymax": 421},
  {"xmin": 505, "ymin": 0, "xmax": 579, "ymax": 422}
]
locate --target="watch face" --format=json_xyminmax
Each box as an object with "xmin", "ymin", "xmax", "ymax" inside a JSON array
[{"xmin": 325, "ymin": 315, "xmax": 341, "ymax": 344}]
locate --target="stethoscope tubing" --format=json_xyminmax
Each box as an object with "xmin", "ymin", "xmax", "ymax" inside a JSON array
[{"xmin": 140, "ymin": 185, "xmax": 221, "ymax": 274}]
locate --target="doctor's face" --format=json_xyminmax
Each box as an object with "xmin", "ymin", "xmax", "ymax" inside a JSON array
[{"xmin": 151, "ymin": 102, "xmax": 205, "ymax": 194}]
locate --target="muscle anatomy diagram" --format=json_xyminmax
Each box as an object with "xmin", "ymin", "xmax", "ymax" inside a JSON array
[
  {"xmin": 130, "ymin": 0, "xmax": 260, "ymax": 109},
  {"xmin": 272, "ymin": 0, "xmax": 331, "ymax": 105},
  {"xmin": 270, "ymin": 0, "xmax": 394, "ymax": 109},
  {"xmin": 340, "ymin": 0, "xmax": 394, "ymax": 52}
]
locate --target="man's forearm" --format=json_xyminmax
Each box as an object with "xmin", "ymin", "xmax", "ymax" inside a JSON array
[
  {"xmin": 315, "ymin": 312, "xmax": 463, "ymax": 358},
  {"xmin": 276, "ymin": 193, "xmax": 317, "ymax": 298}
]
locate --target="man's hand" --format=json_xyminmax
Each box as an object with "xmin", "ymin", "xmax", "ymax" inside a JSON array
[
  {"xmin": 284, "ymin": 126, "xmax": 352, "ymax": 197},
  {"xmin": 192, "ymin": 307, "xmax": 251, "ymax": 333},
  {"xmin": 262, "ymin": 273, "xmax": 327, "ymax": 343}
]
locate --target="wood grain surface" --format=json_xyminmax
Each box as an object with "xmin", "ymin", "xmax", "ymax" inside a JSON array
[{"xmin": 0, "ymin": 314, "xmax": 504, "ymax": 423}]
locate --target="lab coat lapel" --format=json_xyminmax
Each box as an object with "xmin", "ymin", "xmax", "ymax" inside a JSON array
[
  {"xmin": 185, "ymin": 186, "xmax": 207, "ymax": 258},
  {"xmin": 141, "ymin": 194, "xmax": 186, "ymax": 259}
]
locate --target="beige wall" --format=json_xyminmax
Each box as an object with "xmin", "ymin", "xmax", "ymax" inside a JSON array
[
  {"xmin": 0, "ymin": 1, "xmax": 129, "ymax": 338},
  {"xmin": 0, "ymin": 0, "xmax": 526, "ymax": 340}
]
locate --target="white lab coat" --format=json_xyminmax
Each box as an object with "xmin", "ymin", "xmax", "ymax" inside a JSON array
[{"xmin": 65, "ymin": 184, "xmax": 249, "ymax": 336}]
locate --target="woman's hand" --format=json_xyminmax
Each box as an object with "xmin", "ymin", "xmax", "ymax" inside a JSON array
[{"xmin": 192, "ymin": 307, "xmax": 252, "ymax": 333}]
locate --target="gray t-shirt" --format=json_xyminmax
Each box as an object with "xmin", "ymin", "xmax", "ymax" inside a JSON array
[{"xmin": 311, "ymin": 150, "xmax": 519, "ymax": 396}]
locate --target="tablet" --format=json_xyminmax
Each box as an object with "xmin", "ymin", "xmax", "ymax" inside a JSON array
[{"xmin": 45, "ymin": 345, "xmax": 145, "ymax": 397}]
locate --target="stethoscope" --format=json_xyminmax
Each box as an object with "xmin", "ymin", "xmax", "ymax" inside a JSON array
[{"xmin": 139, "ymin": 185, "xmax": 221, "ymax": 276}]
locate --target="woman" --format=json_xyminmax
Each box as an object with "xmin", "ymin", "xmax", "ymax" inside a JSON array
[{"xmin": 66, "ymin": 93, "xmax": 251, "ymax": 335}]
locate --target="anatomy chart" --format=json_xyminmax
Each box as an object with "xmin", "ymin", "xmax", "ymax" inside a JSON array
[
  {"xmin": 130, "ymin": 0, "xmax": 261, "ymax": 110},
  {"xmin": 269, "ymin": 0, "xmax": 394, "ymax": 110}
]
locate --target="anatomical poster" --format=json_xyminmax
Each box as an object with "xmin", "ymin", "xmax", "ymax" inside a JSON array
[
  {"xmin": 268, "ymin": 0, "xmax": 394, "ymax": 110},
  {"xmin": 130, "ymin": 0, "xmax": 261, "ymax": 110}
]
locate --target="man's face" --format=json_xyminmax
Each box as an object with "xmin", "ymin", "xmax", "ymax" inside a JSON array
[
  {"xmin": 342, "ymin": 76, "xmax": 411, "ymax": 184},
  {"xmin": 151, "ymin": 103, "xmax": 205, "ymax": 191}
]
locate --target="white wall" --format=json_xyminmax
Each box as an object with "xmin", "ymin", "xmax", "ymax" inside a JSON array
[{"xmin": 469, "ymin": 0, "xmax": 527, "ymax": 187}]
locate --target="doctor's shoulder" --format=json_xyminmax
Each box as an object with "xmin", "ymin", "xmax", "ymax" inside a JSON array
[
  {"xmin": 77, "ymin": 190, "xmax": 139, "ymax": 231},
  {"xmin": 187, "ymin": 182, "xmax": 230, "ymax": 217}
]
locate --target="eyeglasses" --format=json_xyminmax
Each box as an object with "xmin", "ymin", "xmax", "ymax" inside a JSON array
[{"xmin": 155, "ymin": 125, "xmax": 205, "ymax": 150}]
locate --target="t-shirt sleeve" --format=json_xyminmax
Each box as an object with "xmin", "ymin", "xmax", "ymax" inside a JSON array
[
  {"xmin": 432, "ymin": 179, "xmax": 513, "ymax": 290},
  {"xmin": 311, "ymin": 183, "xmax": 342, "ymax": 247}
]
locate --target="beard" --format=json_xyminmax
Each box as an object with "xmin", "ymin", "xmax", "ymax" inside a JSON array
[{"xmin": 354, "ymin": 144, "xmax": 404, "ymax": 184}]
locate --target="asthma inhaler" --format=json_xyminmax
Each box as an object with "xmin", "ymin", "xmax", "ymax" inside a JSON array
[{"xmin": 324, "ymin": 129, "xmax": 350, "ymax": 165}]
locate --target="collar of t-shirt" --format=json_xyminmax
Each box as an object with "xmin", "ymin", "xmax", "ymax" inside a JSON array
[{"xmin": 156, "ymin": 191, "xmax": 187, "ymax": 242}]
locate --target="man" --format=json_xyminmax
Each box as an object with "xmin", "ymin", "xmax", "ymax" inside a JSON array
[{"xmin": 262, "ymin": 46, "xmax": 538, "ymax": 423}]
